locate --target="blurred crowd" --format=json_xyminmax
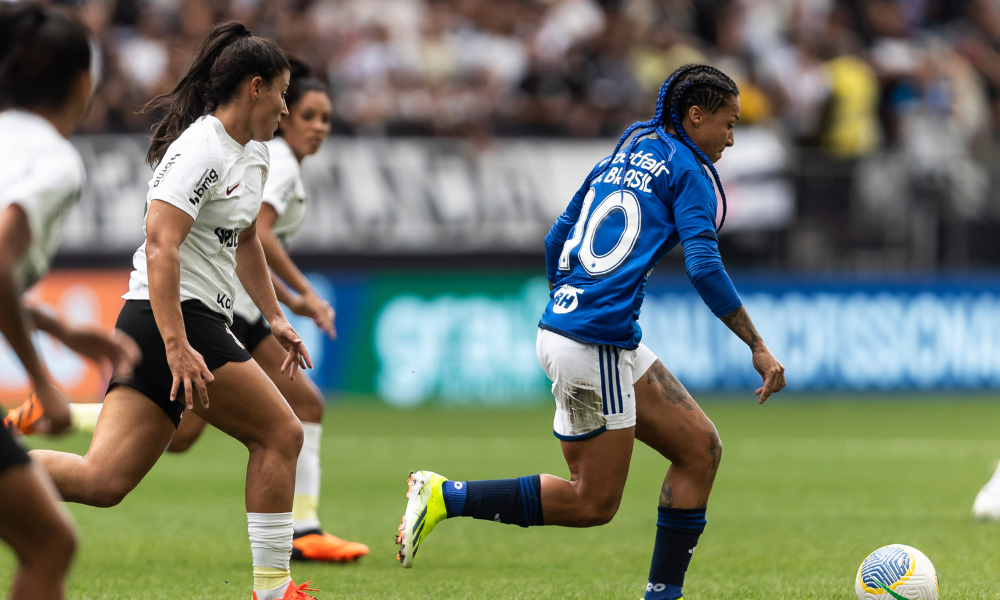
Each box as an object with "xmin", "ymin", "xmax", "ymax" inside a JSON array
[{"xmin": 59, "ymin": 0, "xmax": 1000, "ymax": 150}]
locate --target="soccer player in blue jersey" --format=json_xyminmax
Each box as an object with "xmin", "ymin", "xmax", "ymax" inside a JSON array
[{"xmin": 395, "ymin": 64, "xmax": 786, "ymax": 600}]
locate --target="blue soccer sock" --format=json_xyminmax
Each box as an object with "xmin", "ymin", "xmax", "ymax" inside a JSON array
[
  {"xmin": 441, "ymin": 476, "xmax": 543, "ymax": 527},
  {"xmin": 644, "ymin": 506, "xmax": 707, "ymax": 600}
]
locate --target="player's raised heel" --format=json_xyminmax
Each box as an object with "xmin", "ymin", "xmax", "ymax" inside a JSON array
[{"xmin": 396, "ymin": 470, "xmax": 449, "ymax": 568}]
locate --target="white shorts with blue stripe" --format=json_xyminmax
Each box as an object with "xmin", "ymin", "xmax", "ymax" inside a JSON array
[{"xmin": 536, "ymin": 327, "xmax": 658, "ymax": 441}]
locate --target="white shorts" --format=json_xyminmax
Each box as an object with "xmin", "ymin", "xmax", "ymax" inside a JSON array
[{"xmin": 536, "ymin": 327, "xmax": 658, "ymax": 440}]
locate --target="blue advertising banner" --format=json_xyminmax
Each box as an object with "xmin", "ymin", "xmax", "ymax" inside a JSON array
[
  {"xmin": 8, "ymin": 270, "xmax": 999, "ymax": 405},
  {"xmin": 291, "ymin": 270, "xmax": 1000, "ymax": 404}
]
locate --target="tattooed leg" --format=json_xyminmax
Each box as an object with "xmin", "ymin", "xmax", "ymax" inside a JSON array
[
  {"xmin": 635, "ymin": 360, "xmax": 721, "ymax": 509},
  {"xmin": 645, "ymin": 362, "xmax": 695, "ymax": 412}
]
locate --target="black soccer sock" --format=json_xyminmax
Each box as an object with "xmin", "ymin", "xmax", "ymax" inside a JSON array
[
  {"xmin": 645, "ymin": 506, "xmax": 707, "ymax": 600},
  {"xmin": 446, "ymin": 476, "xmax": 544, "ymax": 527}
]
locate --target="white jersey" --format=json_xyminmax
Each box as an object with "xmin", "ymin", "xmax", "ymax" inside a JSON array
[
  {"xmin": 0, "ymin": 110, "xmax": 85, "ymax": 290},
  {"xmin": 123, "ymin": 116, "xmax": 269, "ymax": 324},
  {"xmin": 231, "ymin": 136, "xmax": 307, "ymax": 323}
]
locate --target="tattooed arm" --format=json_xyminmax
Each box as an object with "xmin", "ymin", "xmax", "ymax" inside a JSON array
[
  {"xmin": 719, "ymin": 305, "xmax": 763, "ymax": 350},
  {"xmin": 720, "ymin": 305, "xmax": 786, "ymax": 403}
]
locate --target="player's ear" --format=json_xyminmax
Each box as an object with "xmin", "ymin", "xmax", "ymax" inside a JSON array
[
  {"xmin": 249, "ymin": 76, "xmax": 263, "ymax": 100},
  {"xmin": 688, "ymin": 104, "xmax": 704, "ymax": 127}
]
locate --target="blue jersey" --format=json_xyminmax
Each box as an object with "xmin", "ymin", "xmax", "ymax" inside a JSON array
[{"xmin": 539, "ymin": 132, "xmax": 742, "ymax": 349}]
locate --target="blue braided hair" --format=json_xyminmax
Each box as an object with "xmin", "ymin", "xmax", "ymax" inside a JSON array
[{"xmin": 601, "ymin": 63, "xmax": 738, "ymax": 232}]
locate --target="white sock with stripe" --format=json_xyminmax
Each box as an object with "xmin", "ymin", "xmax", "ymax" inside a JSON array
[
  {"xmin": 292, "ymin": 423, "xmax": 322, "ymax": 535},
  {"xmin": 248, "ymin": 512, "xmax": 292, "ymax": 599}
]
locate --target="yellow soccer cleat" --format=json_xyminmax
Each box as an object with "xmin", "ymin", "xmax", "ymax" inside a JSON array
[{"xmin": 395, "ymin": 470, "xmax": 449, "ymax": 568}]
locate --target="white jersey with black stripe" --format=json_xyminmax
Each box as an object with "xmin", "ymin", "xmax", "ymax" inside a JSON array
[
  {"xmin": 0, "ymin": 110, "xmax": 85, "ymax": 291},
  {"xmin": 123, "ymin": 115, "xmax": 269, "ymax": 324},
  {"xmin": 231, "ymin": 136, "xmax": 307, "ymax": 324}
]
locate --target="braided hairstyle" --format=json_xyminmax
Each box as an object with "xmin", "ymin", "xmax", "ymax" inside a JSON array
[{"xmin": 602, "ymin": 64, "xmax": 739, "ymax": 231}]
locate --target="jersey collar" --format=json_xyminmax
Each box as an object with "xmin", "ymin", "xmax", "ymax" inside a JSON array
[{"xmin": 202, "ymin": 115, "xmax": 248, "ymax": 155}]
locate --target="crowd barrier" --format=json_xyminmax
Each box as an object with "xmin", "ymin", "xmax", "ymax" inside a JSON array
[{"xmin": 5, "ymin": 269, "xmax": 1000, "ymax": 405}]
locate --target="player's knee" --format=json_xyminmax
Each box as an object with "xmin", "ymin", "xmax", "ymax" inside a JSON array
[
  {"xmin": 20, "ymin": 516, "xmax": 76, "ymax": 571},
  {"xmin": 272, "ymin": 414, "xmax": 304, "ymax": 460},
  {"xmin": 580, "ymin": 502, "xmax": 619, "ymax": 526},
  {"xmin": 675, "ymin": 423, "xmax": 722, "ymax": 473},
  {"xmin": 576, "ymin": 493, "xmax": 621, "ymax": 526},
  {"xmin": 292, "ymin": 386, "xmax": 324, "ymax": 424}
]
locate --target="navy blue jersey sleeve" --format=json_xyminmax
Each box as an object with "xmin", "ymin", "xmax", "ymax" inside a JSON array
[
  {"xmin": 671, "ymin": 166, "xmax": 743, "ymax": 317},
  {"xmin": 544, "ymin": 160, "xmax": 605, "ymax": 283}
]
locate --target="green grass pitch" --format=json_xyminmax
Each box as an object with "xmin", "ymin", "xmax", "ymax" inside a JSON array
[{"xmin": 3, "ymin": 398, "xmax": 1000, "ymax": 599}]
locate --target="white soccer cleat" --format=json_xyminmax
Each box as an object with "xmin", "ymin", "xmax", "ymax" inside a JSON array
[
  {"xmin": 395, "ymin": 470, "xmax": 449, "ymax": 569},
  {"xmin": 972, "ymin": 482, "xmax": 1000, "ymax": 521}
]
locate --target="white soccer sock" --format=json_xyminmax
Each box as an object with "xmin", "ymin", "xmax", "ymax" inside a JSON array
[
  {"xmin": 248, "ymin": 512, "xmax": 292, "ymax": 599},
  {"xmin": 292, "ymin": 423, "xmax": 322, "ymax": 535},
  {"xmin": 69, "ymin": 403, "xmax": 102, "ymax": 433},
  {"xmin": 987, "ymin": 462, "xmax": 1000, "ymax": 491}
]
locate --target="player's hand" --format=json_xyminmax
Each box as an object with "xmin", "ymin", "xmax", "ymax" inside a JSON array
[
  {"xmin": 60, "ymin": 326, "xmax": 142, "ymax": 379},
  {"xmin": 289, "ymin": 290, "xmax": 336, "ymax": 339},
  {"xmin": 32, "ymin": 380, "xmax": 71, "ymax": 434},
  {"xmin": 270, "ymin": 317, "xmax": 312, "ymax": 380},
  {"xmin": 165, "ymin": 338, "xmax": 213, "ymax": 410},
  {"xmin": 751, "ymin": 345, "xmax": 785, "ymax": 404}
]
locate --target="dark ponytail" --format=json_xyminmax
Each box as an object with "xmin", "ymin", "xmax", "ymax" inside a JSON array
[
  {"xmin": 0, "ymin": 3, "xmax": 92, "ymax": 111},
  {"xmin": 144, "ymin": 21, "xmax": 289, "ymax": 167},
  {"xmin": 603, "ymin": 63, "xmax": 739, "ymax": 232}
]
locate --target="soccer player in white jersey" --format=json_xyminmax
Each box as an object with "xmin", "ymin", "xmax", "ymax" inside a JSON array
[
  {"xmin": 163, "ymin": 58, "xmax": 369, "ymax": 562},
  {"xmin": 28, "ymin": 22, "xmax": 318, "ymax": 600},
  {"xmin": 0, "ymin": 4, "xmax": 140, "ymax": 599},
  {"xmin": 395, "ymin": 65, "xmax": 786, "ymax": 600}
]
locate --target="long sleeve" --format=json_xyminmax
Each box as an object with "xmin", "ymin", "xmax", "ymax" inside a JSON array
[
  {"xmin": 544, "ymin": 161, "xmax": 605, "ymax": 282},
  {"xmin": 672, "ymin": 167, "xmax": 742, "ymax": 317}
]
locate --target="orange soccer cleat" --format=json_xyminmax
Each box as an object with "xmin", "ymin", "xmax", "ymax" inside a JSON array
[
  {"xmin": 251, "ymin": 580, "xmax": 318, "ymax": 600},
  {"xmin": 291, "ymin": 531, "xmax": 369, "ymax": 563},
  {"xmin": 4, "ymin": 394, "xmax": 45, "ymax": 435}
]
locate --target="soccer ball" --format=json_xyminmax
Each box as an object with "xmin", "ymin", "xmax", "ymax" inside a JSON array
[{"xmin": 856, "ymin": 544, "xmax": 938, "ymax": 600}]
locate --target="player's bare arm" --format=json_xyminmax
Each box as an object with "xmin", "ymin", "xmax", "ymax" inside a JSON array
[
  {"xmin": 146, "ymin": 200, "xmax": 214, "ymax": 409},
  {"xmin": 25, "ymin": 304, "xmax": 141, "ymax": 379},
  {"xmin": 235, "ymin": 220, "xmax": 311, "ymax": 378},
  {"xmin": 0, "ymin": 204, "xmax": 70, "ymax": 432},
  {"xmin": 719, "ymin": 305, "xmax": 785, "ymax": 403},
  {"xmin": 256, "ymin": 202, "xmax": 335, "ymax": 337}
]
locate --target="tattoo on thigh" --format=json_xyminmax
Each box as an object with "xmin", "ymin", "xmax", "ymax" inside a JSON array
[
  {"xmin": 705, "ymin": 430, "xmax": 721, "ymax": 471},
  {"xmin": 646, "ymin": 362, "xmax": 695, "ymax": 411},
  {"xmin": 659, "ymin": 479, "xmax": 674, "ymax": 508}
]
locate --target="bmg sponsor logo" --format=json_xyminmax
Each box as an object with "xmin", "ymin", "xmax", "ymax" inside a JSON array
[
  {"xmin": 152, "ymin": 153, "xmax": 180, "ymax": 187},
  {"xmin": 188, "ymin": 168, "xmax": 219, "ymax": 205}
]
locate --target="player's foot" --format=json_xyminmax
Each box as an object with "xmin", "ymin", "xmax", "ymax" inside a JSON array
[
  {"xmin": 4, "ymin": 394, "xmax": 45, "ymax": 435},
  {"xmin": 973, "ymin": 480, "xmax": 1000, "ymax": 521},
  {"xmin": 396, "ymin": 470, "xmax": 449, "ymax": 568},
  {"xmin": 251, "ymin": 579, "xmax": 318, "ymax": 600},
  {"xmin": 291, "ymin": 530, "xmax": 369, "ymax": 562}
]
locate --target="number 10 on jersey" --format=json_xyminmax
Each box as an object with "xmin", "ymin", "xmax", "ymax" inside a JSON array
[{"xmin": 558, "ymin": 188, "xmax": 642, "ymax": 278}]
